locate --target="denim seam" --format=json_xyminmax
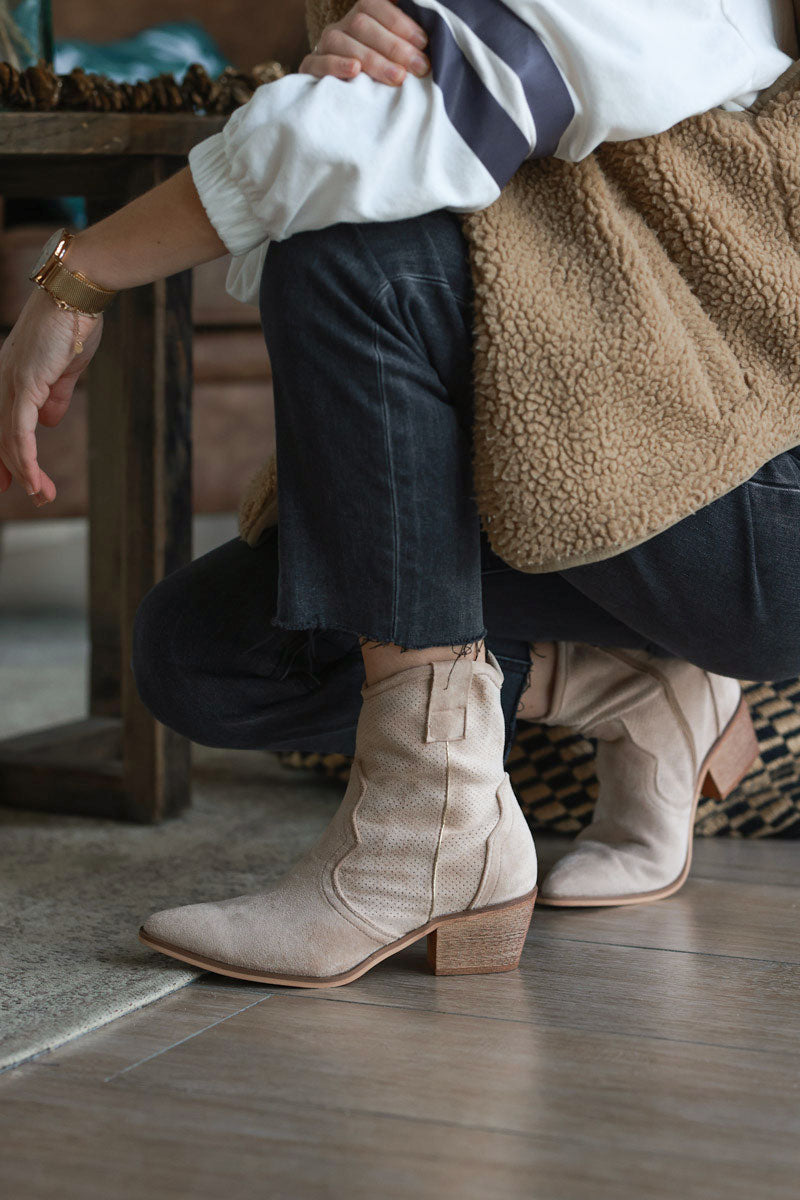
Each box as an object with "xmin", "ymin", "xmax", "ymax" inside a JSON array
[
  {"xmin": 746, "ymin": 478, "xmax": 800, "ymax": 494},
  {"xmin": 369, "ymin": 277, "xmax": 402, "ymax": 644},
  {"xmin": 420, "ymin": 212, "xmax": 475, "ymax": 316},
  {"xmin": 374, "ymin": 271, "xmax": 473, "ymax": 310},
  {"xmin": 364, "ymin": 272, "xmax": 471, "ymax": 647},
  {"xmin": 347, "ymin": 224, "xmax": 484, "ymax": 648},
  {"xmin": 352, "ymin": 221, "xmax": 413, "ymax": 644},
  {"xmin": 743, "ymin": 484, "xmax": 766, "ymax": 618}
]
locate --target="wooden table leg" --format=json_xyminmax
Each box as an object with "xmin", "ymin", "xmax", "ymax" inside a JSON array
[
  {"xmin": 0, "ymin": 157, "xmax": 192, "ymax": 822},
  {"xmin": 88, "ymin": 159, "xmax": 193, "ymax": 821}
]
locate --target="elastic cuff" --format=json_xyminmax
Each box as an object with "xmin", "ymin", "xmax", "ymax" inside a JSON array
[{"xmin": 188, "ymin": 132, "xmax": 269, "ymax": 256}]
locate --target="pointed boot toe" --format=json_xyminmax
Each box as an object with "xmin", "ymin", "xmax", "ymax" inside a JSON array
[
  {"xmin": 140, "ymin": 896, "xmax": 245, "ymax": 963},
  {"xmin": 538, "ymin": 839, "xmax": 674, "ymax": 906},
  {"xmin": 539, "ymin": 842, "xmax": 622, "ymax": 904},
  {"xmin": 140, "ymin": 883, "xmax": 387, "ymax": 980}
]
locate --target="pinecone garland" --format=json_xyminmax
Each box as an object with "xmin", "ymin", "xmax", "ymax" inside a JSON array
[{"xmin": 0, "ymin": 59, "xmax": 286, "ymax": 115}]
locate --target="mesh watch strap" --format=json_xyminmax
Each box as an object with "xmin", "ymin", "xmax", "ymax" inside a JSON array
[{"xmin": 39, "ymin": 259, "xmax": 117, "ymax": 315}]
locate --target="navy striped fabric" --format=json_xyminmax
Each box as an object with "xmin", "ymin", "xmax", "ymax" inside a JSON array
[
  {"xmin": 397, "ymin": 0, "xmax": 575, "ymax": 180},
  {"xmin": 398, "ymin": 0, "xmax": 529, "ymax": 187},
  {"xmin": 444, "ymin": 0, "xmax": 575, "ymax": 157}
]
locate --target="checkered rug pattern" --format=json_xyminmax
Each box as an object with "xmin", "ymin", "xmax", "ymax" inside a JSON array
[{"xmin": 277, "ymin": 678, "xmax": 800, "ymax": 838}]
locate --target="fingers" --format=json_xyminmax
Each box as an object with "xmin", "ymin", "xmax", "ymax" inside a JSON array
[
  {"xmin": 0, "ymin": 306, "xmax": 101, "ymax": 506},
  {"xmin": 302, "ymin": 0, "xmax": 430, "ymax": 86},
  {"xmin": 319, "ymin": 22, "xmax": 429, "ymax": 85},
  {"xmin": 357, "ymin": 0, "xmax": 428, "ymax": 50},
  {"xmin": 0, "ymin": 388, "xmax": 54, "ymax": 503},
  {"xmin": 3, "ymin": 391, "xmax": 42, "ymax": 496},
  {"xmin": 299, "ymin": 52, "xmax": 361, "ymax": 80}
]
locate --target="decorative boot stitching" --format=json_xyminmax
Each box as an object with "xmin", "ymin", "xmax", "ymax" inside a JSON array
[
  {"xmin": 607, "ymin": 648, "xmax": 698, "ymax": 779},
  {"xmin": 469, "ymin": 779, "xmax": 508, "ymax": 909},
  {"xmin": 428, "ymin": 740, "xmax": 451, "ymax": 922},
  {"xmin": 326, "ymin": 761, "xmax": 399, "ymax": 943}
]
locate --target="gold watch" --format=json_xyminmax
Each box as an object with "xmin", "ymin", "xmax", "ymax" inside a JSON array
[{"xmin": 29, "ymin": 228, "xmax": 117, "ymax": 315}]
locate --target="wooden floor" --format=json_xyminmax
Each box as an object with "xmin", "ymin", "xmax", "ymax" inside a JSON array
[{"xmin": 1, "ymin": 835, "xmax": 799, "ymax": 1200}]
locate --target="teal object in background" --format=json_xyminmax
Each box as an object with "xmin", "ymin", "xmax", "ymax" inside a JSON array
[
  {"xmin": 53, "ymin": 20, "xmax": 228, "ymax": 83},
  {"xmin": 7, "ymin": 14, "xmax": 229, "ymax": 228},
  {"xmin": 9, "ymin": 0, "xmax": 53, "ymax": 64},
  {"xmin": 10, "ymin": 7, "xmax": 226, "ymax": 80}
]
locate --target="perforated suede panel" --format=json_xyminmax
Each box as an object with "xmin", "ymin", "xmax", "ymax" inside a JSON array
[
  {"xmin": 430, "ymin": 672, "xmax": 510, "ymax": 915},
  {"xmin": 334, "ymin": 659, "xmax": 514, "ymax": 935}
]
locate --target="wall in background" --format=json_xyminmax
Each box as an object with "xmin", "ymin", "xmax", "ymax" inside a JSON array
[{"xmin": 54, "ymin": 0, "xmax": 310, "ymax": 72}]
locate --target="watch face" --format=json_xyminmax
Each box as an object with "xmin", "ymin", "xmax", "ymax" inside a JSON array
[{"xmin": 31, "ymin": 228, "xmax": 67, "ymax": 278}]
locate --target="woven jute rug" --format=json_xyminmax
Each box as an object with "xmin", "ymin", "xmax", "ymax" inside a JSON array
[{"xmin": 0, "ymin": 747, "xmax": 340, "ymax": 1073}]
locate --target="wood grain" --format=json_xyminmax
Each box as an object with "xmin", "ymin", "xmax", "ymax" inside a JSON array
[
  {"xmin": 530, "ymin": 877, "xmax": 800, "ymax": 964},
  {"xmin": 0, "ymin": 113, "xmax": 226, "ymax": 158},
  {"xmin": 3, "ymin": 986, "xmax": 798, "ymax": 1200}
]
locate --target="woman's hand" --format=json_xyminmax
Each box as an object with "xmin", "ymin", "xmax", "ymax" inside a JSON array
[
  {"xmin": 0, "ymin": 288, "xmax": 103, "ymax": 507},
  {"xmin": 299, "ymin": 0, "xmax": 430, "ymax": 86}
]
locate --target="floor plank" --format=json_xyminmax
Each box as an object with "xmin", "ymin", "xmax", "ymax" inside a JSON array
[
  {"xmin": 1, "ymin": 982, "xmax": 271, "ymax": 1081},
  {"xmin": 98, "ymin": 994, "xmax": 800, "ymax": 1146},
  {"xmin": 681, "ymin": 836, "xmax": 800, "ymax": 886},
  {"xmin": 3, "ymin": 1070, "xmax": 765, "ymax": 1200},
  {"xmin": 2, "ymin": 838, "xmax": 798, "ymax": 1200},
  {"xmin": 281, "ymin": 934, "xmax": 800, "ymax": 1056},
  {"xmin": 532, "ymin": 877, "xmax": 800, "ymax": 964},
  {"xmin": 2, "ymin": 995, "xmax": 797, "ymax": 1200}
]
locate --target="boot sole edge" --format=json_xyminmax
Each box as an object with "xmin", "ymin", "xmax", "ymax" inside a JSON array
[{"xmin": 138, "ymin": 887, "xmax": 538, "ymax": 988}]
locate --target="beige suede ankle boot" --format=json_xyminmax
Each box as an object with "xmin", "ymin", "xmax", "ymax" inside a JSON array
[
  {"xmin": 139, "ymin": 650, "xmax": 538, "ymax": 987},
  {"xmin": 535, "ymin": 643, "xmax": 759, "ymax": 907}
]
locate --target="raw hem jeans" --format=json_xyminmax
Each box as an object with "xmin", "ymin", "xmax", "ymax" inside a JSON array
[{"xmin": 132, "ymin": 211, "xmax": 800, "ymax": 760}]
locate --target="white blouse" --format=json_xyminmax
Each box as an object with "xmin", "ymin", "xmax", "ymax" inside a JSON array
[{"xmin": 186, "ymin": 0, "xmax": 796, "ymax": 306}]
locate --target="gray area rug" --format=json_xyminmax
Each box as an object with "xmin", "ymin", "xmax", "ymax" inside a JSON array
[
  {"xmin": 0, "ymin": 538, "xmax": 342, "ymax": 1072},
  {"xmin": 0, "ymin": 745, "xmax": 342, "ymax": 1072}
]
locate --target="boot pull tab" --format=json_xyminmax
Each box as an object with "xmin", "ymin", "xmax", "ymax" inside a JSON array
[{"xmin": 425, "ymin": 658, "xmax": 473, "ymax": 742}]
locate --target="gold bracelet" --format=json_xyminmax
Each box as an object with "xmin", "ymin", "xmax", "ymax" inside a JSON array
[
  {"xmin": 72, "ymin": 310, "xmax": 84, "ymax": 356},
  {"xmin": 44, "ymin": 293, "xmax": 96, "ymax": 355}
]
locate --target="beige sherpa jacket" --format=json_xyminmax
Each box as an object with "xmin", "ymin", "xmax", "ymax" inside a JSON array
[{"xmin": 238, "ymin": 1, "xmax": 800, "ymax": 573}]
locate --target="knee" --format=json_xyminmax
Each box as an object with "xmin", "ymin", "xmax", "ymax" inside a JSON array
[
  {"xmin": 130, "ymin": 576, "xmax": 193, "ymax": 730},
  {"xmin": 727, "ymin": 651, "xmax": 800, "ymax": 686},
  {"xmin": 130, "ymin": 562, "xmax": 318, "ymax": 749},
  {"xmin": 695, "ymin": 635, "xmax": 800, "ymax": 685}
]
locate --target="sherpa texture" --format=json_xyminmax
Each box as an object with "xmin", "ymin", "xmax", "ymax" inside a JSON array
[
  {"xmin": 237, "ymin": 449, "xmax": 277, "ymax": 547},
  {"xmin": 239, "ymin": 3, "xmax": 800, "ymax": 571}
]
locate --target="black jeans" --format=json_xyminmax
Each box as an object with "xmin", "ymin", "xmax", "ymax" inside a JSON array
[{"xmin": 132, "ymin": 211, "xmax": 800, "ymax": 760}]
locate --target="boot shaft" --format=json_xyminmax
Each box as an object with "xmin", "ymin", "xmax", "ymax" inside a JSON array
[
  {"xmin": 543, "ymin": 642, "xmax": 742, "ymax": 771},
  {"xmin": 333, "ymin": 652, "xmax": 536, "ymax": 932}
]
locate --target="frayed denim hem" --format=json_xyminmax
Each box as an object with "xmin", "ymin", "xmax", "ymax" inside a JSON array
[{"xmin": 270, "ymin": 614, "xmax": 489, "ymax": 656}]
